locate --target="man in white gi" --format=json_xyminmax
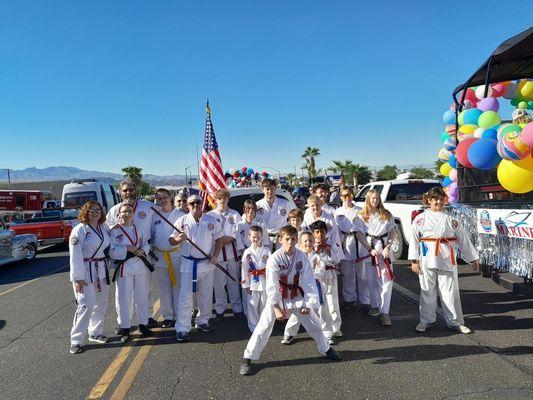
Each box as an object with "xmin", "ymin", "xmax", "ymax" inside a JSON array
[
  {"xmin": 256, "ymin": 178, "xmax": 290, "ymax": 246},
  {"xmin": 106, "ymin": 179, "xmax": 159, "ymax": 328},
  {"xmin": 174, "ymin": 191, "xmax": 189, "ymax": 214},
  {"xmin": 209, "ymin": 189, "xmax": 243, "ymax": 317},
  {"xmin": 152, "ymin": 188, "xmax": 184, "ymax": 327},
  {"xmin": 171, "ymin": 194, "xmax": 223, "ymax": 342},
  {"xmin": 409, "ymin": 187, "xmax": 479, "ymax": 334},
  {"xmin": 305, "ymin": 183, "xmax": 336, "ymax": 217}
]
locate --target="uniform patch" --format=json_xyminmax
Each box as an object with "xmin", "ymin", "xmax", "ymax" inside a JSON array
[
  {"xmin": 85, "ymin": 232, "xmax": 92, "ymax": 239},
  {"xmin": 138, "ymin": 211, "xmax": 147, "ymax": 219},
  {"xmin": 451, "ymin": 219, "xmax": 459, "ymax": 229},
  {"xmin": 117, "ymin": 234, "xmax": 125, "ymax": 242},
  {"xmin": 229, "ymin": 216, "xmax": 235, "ymax": 225},
  {"xmin": 280, "ymin": 208, "xmax": 287, "ymax": 217},
  {"xmin": 416, "ymin": 217, "xmax": 425, "ymax": 226},
  {"xmin": 208, "ymin": 223, "xmax": 214, "ymax": 231},
  {"xmin": 296, "ymin": 261, "xmax": 303, "ymax": 271},
  {"xmin": 262, "ymin": 255, "xmax": 269, "ymax": 262},
  {"xmin": 70, "ymin": 237, "xmax": 79, "ymax": 245},
  {"xmin": 257, "ymin": 208, "xmax": 264, "ymax": 215},
  {"xmin": 155, "ymin": 220, "xmax": 161, "ymax": 225}
]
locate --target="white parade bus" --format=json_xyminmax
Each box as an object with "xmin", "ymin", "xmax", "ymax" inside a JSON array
[{"xmin": 61, "ymin": 180, "xmax": 120, "ymax": 213}]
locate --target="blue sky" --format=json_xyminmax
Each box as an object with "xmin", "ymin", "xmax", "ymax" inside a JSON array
[{"xmin": 1, "ymin": 1, "xmax": 531, "ymax": 176}]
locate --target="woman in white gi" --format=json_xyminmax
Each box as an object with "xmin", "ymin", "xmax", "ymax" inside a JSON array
[
  {"xmin": 69, "ymin": 201, "xmax": 111, "ymax": 354},
  {"xmin": 409, "ymin": 187, "xmax": 479, "ymax": 334},
  {"xmin": 109, "ymin": 203, "xmax": 154, "ymax": 342},
  {"xmin": 357, "ymin": 189, "xmax": 396, "ymax": 326},
  {"xmin": 152, "ymin": 188, "xmax": 184, "ymax": 327}
]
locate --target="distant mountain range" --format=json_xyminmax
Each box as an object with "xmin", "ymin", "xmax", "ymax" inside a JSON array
[{"xmin": 0, "ymin": 166, "xmax": 189, "ymax": 186}]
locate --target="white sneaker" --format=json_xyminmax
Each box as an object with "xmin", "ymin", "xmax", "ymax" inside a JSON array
[
  {"xmin": 415, "ymin": 322, "xmax": 429, "ymax": 332},
  {"xmin": 451, "ymin": 324, "xmax": 471, "ymax": 334},
  {"xmin": 368, "ymin": 307, "xmax": 380, "ymax": 317},
  {"xmin": 333, "ymin": 330, "xmax": 343, "ymax": 338},
  {"xmin": 381, "ymin": 314, "xmax": 392, "ymax": 327},
  {"xmin": 280, "ymin": 335, "xmax": 295, "ymax": 345}
]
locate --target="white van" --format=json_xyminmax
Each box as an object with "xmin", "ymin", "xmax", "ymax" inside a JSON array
[{"xmin": 62, "ymin": 180, "xmax": 120, "ymax": 213}]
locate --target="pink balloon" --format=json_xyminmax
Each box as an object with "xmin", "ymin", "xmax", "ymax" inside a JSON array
[
  {"xmin": 449, "ymin": 168, "xmax": 458, "ymax": 181},
  {"xmin": 477, "ymin": 97, "xmax": 499, "ymax": 112},
  {"xmin": 522, "ymin": 122, "xmax": 533, "ymax": 147},
  {"xmin": 491, "ymin": 83, "xmax": 505, "ymax": 97}
]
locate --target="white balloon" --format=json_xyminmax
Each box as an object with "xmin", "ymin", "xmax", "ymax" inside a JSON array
[
  {"xmin": 473, "ymin": 127, "xmax": 485, "ymax": 138},
  {"xmin": 475, "ymin": 85, "xmax": 493, "ymax": 100}
]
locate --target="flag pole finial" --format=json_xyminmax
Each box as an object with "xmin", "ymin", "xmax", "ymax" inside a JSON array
[{"xmin": 206, "ymin": 99, "xmax": 211, "ymax": 114}]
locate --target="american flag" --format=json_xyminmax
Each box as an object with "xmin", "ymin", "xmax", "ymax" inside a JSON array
[{"xmin": 198, "ymin": 101, "xmax": 226, "ymax": 208}]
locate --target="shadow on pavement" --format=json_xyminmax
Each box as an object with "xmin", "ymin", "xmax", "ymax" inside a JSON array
[{"xmin": 0, "ymin": 320, "xmax": 5, "ymax": 331}]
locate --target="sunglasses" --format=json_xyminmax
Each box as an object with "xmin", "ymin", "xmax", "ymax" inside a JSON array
[
  {"xmin": 88, "ymin": 209, "xmax": 102, "ymax": 214},
  {"xmin": 188, "ymin": 201, "xmax": 202, "ymax": 206}
]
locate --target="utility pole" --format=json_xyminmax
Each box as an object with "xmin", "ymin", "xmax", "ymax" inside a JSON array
[{"xmin": 6, "ymin": 169, "xmax": 11, "ymax": 186}]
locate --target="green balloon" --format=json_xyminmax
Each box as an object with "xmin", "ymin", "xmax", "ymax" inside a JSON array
[
  {"xmin": 478, "ymin": 111, "xmax": 501, "ymax": 129},
  {"xmin": 457, "ymin": 109, "xmax": 467, "ymax": 126},
  {"xmin": 511, "ymin": 98, "xmax": 520, "ymax": 106},
  {"xmin": 528, "ymin": 100, "xmax": 533, "ymax": 110},
  {"xmin": 518, "ymin": 101, "xmax": 528, "ymax": 109},
  {"xmin": 440, "ymin": 131, "xmax": 450, "ymax": 142}
]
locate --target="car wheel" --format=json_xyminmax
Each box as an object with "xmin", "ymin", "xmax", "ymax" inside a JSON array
[
  {"xmin": 25, "ymin": 243, "xmax": 37, "ymax": 260},
  {"xmin": 391, "ymin": 223, "xmax": 406, "ymax": 260}
]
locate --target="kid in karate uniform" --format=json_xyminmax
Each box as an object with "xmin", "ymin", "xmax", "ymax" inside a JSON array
[
  {"xmin": 208, "ymin": 189, "xmax": 243, "ymax": 317},
  {"xmin": 241, "ymin": 225, "xmax": 271, "ymax": 332},
  {"xmin": 151, "ymin": 188, "xmax": 184, "ymax": 328},
  {"xmin": 236, "ymin": 199, "xmax": 270, "ymax": 255},
  {"xmin": 356, "ymin": 189, "xmax": 396, "ymax": 327},
  {"xmin": 256, "ymin": 178, "xmax": 290, "ymax": 248},
  {"xmin": 282, "ymin": 229, "xmax": 338, "ymax": 345},
  {"xmin": 409, "ymin": 187, "xmax": 479, "ymax": 334},
  {"xmin": 109, "ymin": 203, "xmax": 154, "ymax": 342},
  {"xmin": 69, "ymin": 201, "xmax": 111, "ymax": 354},
  {"xmin": 239, "ymin": 225, "xmax": 341, "ymax": 376},
  {"xmin": 288, "ymin": 208, "xmax": 305, "ymax": 239}
]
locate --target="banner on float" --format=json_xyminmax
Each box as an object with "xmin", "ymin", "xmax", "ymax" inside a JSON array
[{"xmin": 477, "ymin": 208, "xmax": 533, "ymax": 241}]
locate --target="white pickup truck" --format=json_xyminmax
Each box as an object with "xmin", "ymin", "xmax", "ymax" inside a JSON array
[{"xmin": 354, "ymin": 179, "xmax": 441, "ymax": 259}]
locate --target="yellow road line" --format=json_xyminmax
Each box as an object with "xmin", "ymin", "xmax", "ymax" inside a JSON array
[
  {"xmin": 87, "ymin": 300, "xmax": 161, "ymax": 400},
  {"xmin": 109, "ymin": 344, "xmax": 153, "ymax": 400},
  {"xmin": 0, "ymin": 264, "xmax": 68, "ymax": 298}
]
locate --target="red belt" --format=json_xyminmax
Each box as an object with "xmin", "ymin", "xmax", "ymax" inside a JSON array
[
  {"xmin": 420, "ymin": 237, "xmax": 457, "ymax": 264},
  {"xmin": 250, "ymin": 269, "xmax": 265, "ymax": 276},
  {"xmin": 279, "ymin": 273, "xmax": 304, "ymax": 299},
  {"xmin": 372, "ymin": 255, "xmax": 394, "ymax": 281}
]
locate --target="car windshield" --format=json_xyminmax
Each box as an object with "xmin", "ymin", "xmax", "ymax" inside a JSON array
[
  {"xmin": 62, "ymin": 208, "xmax": 80, "ymax": 219},
  {"xmin": 386, "ymin": 183, "xmax": 440, "ymax": 201},
  {"xmin": 228, "ymin": 194, "xmax": 288, "ymax": 214},
  {"xmin": 63, "ymin": 191, "xmax": 97, "ymax": 208}
]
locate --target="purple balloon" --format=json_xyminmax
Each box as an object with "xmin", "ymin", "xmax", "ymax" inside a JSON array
[
  {"xmin": 448, "ymin": 182, "xmax": 458, "ymax": 193},
  {"xmin": 477, "ymin": 97, "xmax": 499, "ymax": 112}
]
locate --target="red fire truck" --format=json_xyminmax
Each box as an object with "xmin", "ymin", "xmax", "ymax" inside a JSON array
[{"xmin": 0, "ymin": 190, "xmax": 50, "ymax": 211}]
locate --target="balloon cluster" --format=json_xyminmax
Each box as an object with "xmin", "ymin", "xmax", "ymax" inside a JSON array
[
  {"xmin": 224, "ymin": 167, "xmax": 271, "ymax": 187},
  {"xmin": 439, "ymin": 79, "xmax": 533, "ymax": 201}
]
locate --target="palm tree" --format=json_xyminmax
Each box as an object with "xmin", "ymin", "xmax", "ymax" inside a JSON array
[
  {"xmin": 301, "ymin": 147, "xmax": 320, "ymax": 180},
  {"xmin": 345, "ymin": 163, "xmax": 372, "ymax": 189},
  {"xmin": 121, "ymin": 166, "xmax": 143, "ymax": 187}
]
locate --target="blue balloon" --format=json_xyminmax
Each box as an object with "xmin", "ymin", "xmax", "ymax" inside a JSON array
[
  {"xmin": 482, "ymin": 129, "xmax": 497, "ymax": 140},
  {"xmin": 448, "ymin": 154, "xmax": 457, "ymax": 168},
  {"xmin": 444, "ymin": 137, "xmax": 457, "ymax": 151},
  {"xmin": 443, "ymin": 110, "xmax": 456, "ymax": 125},
  {"xmin": 467, "ymin": 138, "xmax": 501, "ymax": 170},
  {"xmin": 247, "ymin": 168, "xmax": 254, "ymax": 175},
  {"xmin": 442, "ymin": 177, "xmax": 452, "ymax": 187},
  {"xmin": 463, "ymin": 108, "xmax": 483, "ymax": 125}
]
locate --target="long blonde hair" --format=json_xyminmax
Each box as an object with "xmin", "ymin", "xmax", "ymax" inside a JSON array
[{"xmin": 359, "ymin": 189, "xmax": 392, "ymax": 222}]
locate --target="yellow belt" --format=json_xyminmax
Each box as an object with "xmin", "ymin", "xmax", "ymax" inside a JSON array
[{"xmin": 161, "ymin": 247, "xmax": 180, "ymax": 287}]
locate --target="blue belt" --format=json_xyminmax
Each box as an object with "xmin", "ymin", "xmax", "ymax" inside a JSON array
[
  {"xmin": 315, "ymin": 279, "xmax": 323, "ymax": 305},
  {"xmin": 183, "ymin": 255, "xmax": 207, "ymax": 292}
]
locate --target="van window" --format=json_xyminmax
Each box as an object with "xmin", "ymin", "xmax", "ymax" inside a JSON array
[
  {"xmin": 64, "ymin": 191, "xmax": 97, "ymax": 208},
  {"xmin": 386, "ymin": 182, "xmax": 440, "ymax": 201},
  {"xmin": 228, "ymin": 194, "xmax": 288, "ymax": 214},
  {"xmin": 102, "ymin": 185, "xmax": 116, "ymax": 211},
  {"xmin": 354, "ymin": 186, "xmax": 371, "ymax": 202}
]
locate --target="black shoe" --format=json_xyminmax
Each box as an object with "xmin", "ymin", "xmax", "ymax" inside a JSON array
[
  {"xmin": 239, "ymin": 358, "xmax": 252, "ymax": 376},
  {"xmin": 161, "ymin": 319, "xmax": 173, "ymax": 328},
  {"xmin": 88, "ymin": 334, "xmax": 110, "ymax": 344},
  {"xmin": 215, "ymin": 313, "xmax": 224, "ymax": 319},
  {"xmin": 325, "ymin": 347, "xmax": 342, "ymax": 361},
  {"xmin": 114, "ymin": 326, "xmax": 121, "ymax": 335},
  {"xmin": 176, "ymin": 331, "xmax": 190, "ymax": 342},
  {"xmin": 147, "ymin": 318, "xmax": 159, "ymax": 329},
  {"xmin": 233, "ymin": 311, "xmax": 244, "ymax": 318},
  {"xmin": 342, "ymin": 301, "xmax": 356, "ymax": 311},
  {"xmin": 117, "ymin": 328, "xmax": 131, "ymax": 343},
  {"xmin": 69, "ymin": 344, "xmax": 82, "ymax": 354},
  {"xmin": 195, "ymin": 323, "xmax": 212, "ymax": 333},
  {"xmin": 139, "ymin": 324, "xmax": 154, "ymax": 337},
  {"xmin": 192, "ymin": 309, "xmax": 199, "ymax": 318}
]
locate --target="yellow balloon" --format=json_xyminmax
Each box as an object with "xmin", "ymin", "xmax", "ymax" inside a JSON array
[
  {"xmin": 440, "ymin": 162, "xmax": 452, "ymax": 176},
  {"xmin": 519, "ymin": 80, "xmax": 533, "ymax": 99},
  {"xmin": 497, "ymin": 157, "xmax": 533, "ymax": 194},
  {"xmin": 458, "ymin": 124, "xmax": 478, "ymax": 134}
]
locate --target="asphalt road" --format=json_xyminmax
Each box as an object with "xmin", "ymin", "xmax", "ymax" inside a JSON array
[{"xmin": 1, "ymin": 246, "xmax": 532, "ymax": 400}]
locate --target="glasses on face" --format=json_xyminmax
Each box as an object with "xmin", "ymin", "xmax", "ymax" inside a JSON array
[
  {"xmin": 341, "ymin": 193, "xmax": 351, "ymax": 197},
  {"xmin": 188, "ymin": 201, "xmax": 202, "ymax": 206},
  {"xmin": 88, "ymin": 209, "xmax": 102, "ymax": 214},
  {"xmin": 120, "ymin": 210, "xmax": 133, "ymax": 215}
]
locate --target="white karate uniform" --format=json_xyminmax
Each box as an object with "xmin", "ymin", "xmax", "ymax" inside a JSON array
[
  {"xmin": 175, "ymin": 213, "xmax": 222, "ymax": 333},
  {"xmin": 241, "ymin": 245, "xmax": 271, "ymax": 332},
  {"xmin": 358, "ymin": 213, "xmax": 396, "ymax": 314},
  {"xmin": 256, "ymin": 197, "xmax": 290, "ymax": 247},
  {"xmin": 151, "ymin": 208, "xmax": 184, "ymax": 320},
  {"xmin": 235, "ymin": 218, "xmax": 271, "ymax": 253},
  {"xmin": 107, "ymin": 199, "xmax": 159, "ymax": 318},
  {"xmin": 208, "ymin": 208, "xmax": 243, "ymax": 314},
  {"xmin": 409, "ymin": 210, "xmax": 478, "ymax": 327},
  {"xmin": 243, "ymin": 248, "xmax": 329, "ymax": 360},
  {"xmin": 69, "ymin": 223, "xmax": 111, "ymax": 345},
  {"xmin": 334, "ymin": 204, "xmax": 365, "ymax": 304},
  {"xmin": 109, "ymin": 223, "xmax": 152, "ymax": 328},
  {"xmin": 302, "ymin": 210, "xmax": 343, "ymax": 252}
]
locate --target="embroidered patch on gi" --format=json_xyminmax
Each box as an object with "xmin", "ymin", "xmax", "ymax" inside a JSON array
[
  {"xmin": 257, "ymin": 208, "xmax": 264, "ymax": 215},
  {"xmin": 279, "ymin": 264, "xmax": 287, "ymax": 271},
  {"xmin": 262, "ymin": 255, "xmax": 269, "ymax": 262},
  {"xmin": 85, "ymin": 232, "xmax": 92, "ymax": 239},
  {"xmin": 117, "ymin": 234, "xmax": 124, "ymax": 242},
  {"xmin": 451, "ymin": 219, "xmax": 459, "ymax": 229},
  {"xmin": 416, "ymin": 217, "xmax": 424, "ymax": 226},
  {"xmin": 229, "ymin": 216, "xmax": 235, "ymax": 225},
  {"xmin": 138, "ymin": 211, "xmax": 147, "ymax": 219},
  {"xmin": 155, "ymin": 220, "xmax": 161, "ymax": 225},
  {"xmin": 70, "ymin": 237, "xmax": 79, "ymax": 245},
  {"xmin": 280, "ymin": 208, "xmax": 287, "ymax": 217},
  {"xmin": 207, "ymin": 223, "xmax": 214, "ymax": 231}
]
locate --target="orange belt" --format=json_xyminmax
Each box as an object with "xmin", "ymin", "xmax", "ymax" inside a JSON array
[
  {"xmin": 250, "ymin": 269, "xmax": 265, "ymax": 276},
  {"xmin": 420, "ymin": 237, "xmax": 457, "ymax": 264}
]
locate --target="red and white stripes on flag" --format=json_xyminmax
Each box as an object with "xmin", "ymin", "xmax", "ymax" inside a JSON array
[{"xmin": 198, "ymin": 101, "xmax": 226, "ymax": 208}]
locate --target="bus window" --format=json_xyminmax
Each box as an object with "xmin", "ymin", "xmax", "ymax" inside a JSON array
[{"xmin": 63, "ymin": 191, "xmax": 97, "ymax": 208}]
